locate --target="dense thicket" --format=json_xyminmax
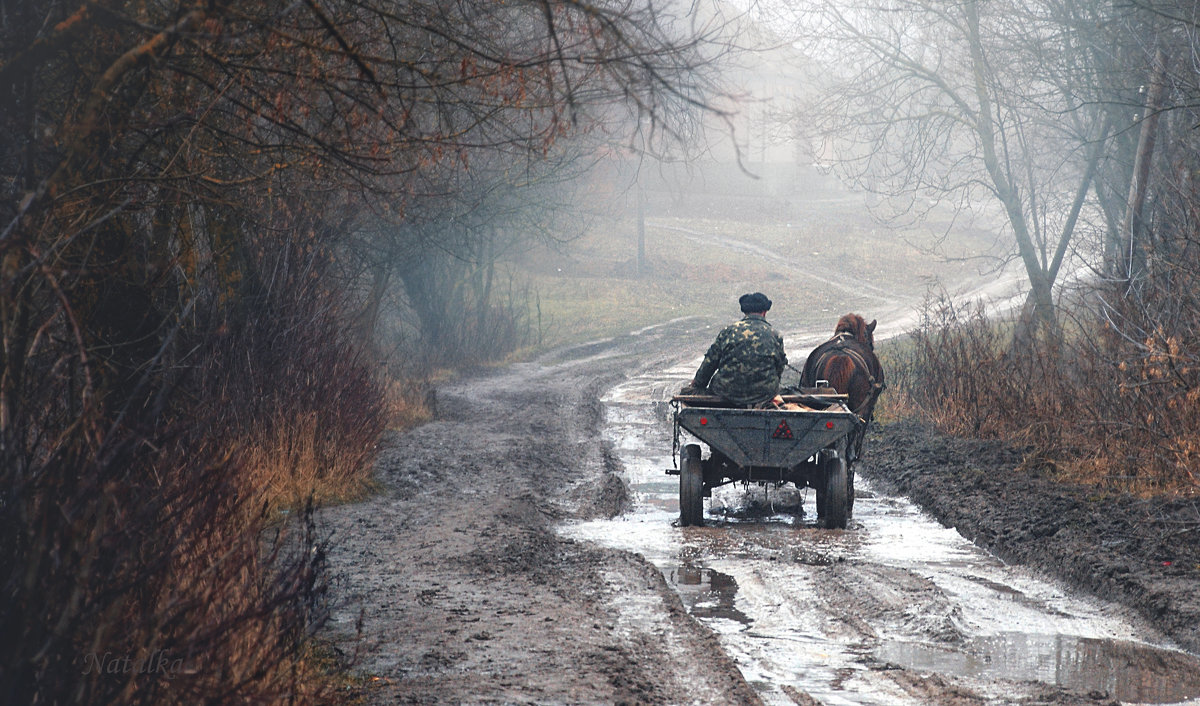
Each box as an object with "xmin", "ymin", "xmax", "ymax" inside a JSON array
[{"xmin": 0, "ymin": 0, "xmax": 724, "ymax": 701}]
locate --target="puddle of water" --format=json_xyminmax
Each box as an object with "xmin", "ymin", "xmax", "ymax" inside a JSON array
[
  {"xmin": 876, "ymin": 634, "xmax": 1200, "ymax": 704},
  {"xmin": 856, "ymin": 497, "xmax": 984, "ymax": 569},
  {"xmin": 669, "ymin": 563, "xmax": 753, "ymax": 626}
]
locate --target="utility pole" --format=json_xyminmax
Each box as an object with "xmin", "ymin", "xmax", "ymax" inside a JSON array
[{"xmin": 636, "ymin": 178, "xmax": 646, "ymax": 276}]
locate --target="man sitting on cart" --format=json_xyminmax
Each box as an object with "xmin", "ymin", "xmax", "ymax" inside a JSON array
[{"xmin": 685, "ymin": 292, "xmax": 787, "ymax": 408}]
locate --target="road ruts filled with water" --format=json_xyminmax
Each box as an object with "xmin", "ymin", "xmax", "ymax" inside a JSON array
[{"xmin": 560, "ymin": 331, "xmax": 1200, "ymax": 706}]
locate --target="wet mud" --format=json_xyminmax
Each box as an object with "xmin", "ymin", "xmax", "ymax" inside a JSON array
[
  {"xmin": 319, "ymin": 319, "xmax": 764, "ymax": 705},
  {"xmin": 859, "ymin": 419, "xmax": 1200, "ymax": 669},
  {"xmin": 321, "ymin": 310, "xmax": 1200, "ymax": 705}
]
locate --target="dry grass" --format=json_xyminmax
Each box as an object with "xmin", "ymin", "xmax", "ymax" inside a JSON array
[
  {"xmin": 240, "ymin": 412, "xmax": 379, "ymax": 510},
  {"xmin": 382, "ymin": 376, "xmax": 437, "ymax": 430},
  {"xmin": 885, "ymin": 292, "xmax": 1200, "ymax": 497}
]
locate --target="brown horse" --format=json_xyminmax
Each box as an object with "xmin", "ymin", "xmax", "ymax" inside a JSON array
[{"xmin": 800, "ymin": 313, "xmax": 885, "ymax": 462}]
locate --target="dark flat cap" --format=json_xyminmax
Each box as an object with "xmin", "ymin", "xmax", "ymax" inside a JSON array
[{"xmin": 739, "ymin": 292, "xmax": 772, "ymax": 313}]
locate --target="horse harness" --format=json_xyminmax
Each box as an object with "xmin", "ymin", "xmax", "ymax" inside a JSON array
[{"xmin": 811, "ymin": 332, "xmax": 885, "ymax": 415}]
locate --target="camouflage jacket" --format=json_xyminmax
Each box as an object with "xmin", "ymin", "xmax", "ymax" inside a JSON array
[{"xmin": 692, "ymin": 314, "xmax": 787, "ymax": 405}]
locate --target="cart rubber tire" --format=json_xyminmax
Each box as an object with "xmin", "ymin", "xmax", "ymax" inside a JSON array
[
  {"xmin": 824, "ymin": 455, "xmax": 849, "ymax": 529},
  {"xmin": 847, "ymin": 467, "xmax": 856, "ymax": 519},
  {"xmin": 679, "ymin": 444, "xmax": 704, "ymax": 527}
]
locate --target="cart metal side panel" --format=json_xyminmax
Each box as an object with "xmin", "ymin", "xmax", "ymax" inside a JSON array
[{"xmin": 676, "ymin": 407, "xmax": 858, "ymax": 468}]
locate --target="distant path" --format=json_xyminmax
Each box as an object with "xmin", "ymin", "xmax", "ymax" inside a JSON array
[
  {"xmin": 647, "ymin": 219, "xmax": 1029, "ymax": 350},
  {"xmin": 649, "ymin": 221, "xmax": 898, "ymax": 303}
]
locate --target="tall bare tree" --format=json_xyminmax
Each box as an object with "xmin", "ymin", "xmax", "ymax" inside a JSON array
[{"xmin": 781, "ymin": 0, "xmax": 1136, "ymax": 339}]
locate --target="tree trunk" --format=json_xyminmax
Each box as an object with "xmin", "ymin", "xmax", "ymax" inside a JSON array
[
  {"xmin": 356, "ymin": 261, "xmax": 391, "ymax": 344},
  {"xmin": 477, "ymin": 229, "xmax": 496, "ymax": 337},
  {"xmin": 964, "ymin": 1, "xmax": 1054, "ymax": 338},
  {"xmin": 1119, "ymin": 49, "xmax": 1167, "ymax": 287}
]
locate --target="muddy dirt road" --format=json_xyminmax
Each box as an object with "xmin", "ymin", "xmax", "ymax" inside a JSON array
[
  {"xmin": 321, "ymin": 319, "xmax": 761, "ymax": 704},
  {"xmin": 322, "ymin": 309, "xmax": 1200, "ymax": 705}
]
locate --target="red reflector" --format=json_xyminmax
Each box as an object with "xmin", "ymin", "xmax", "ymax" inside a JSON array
[
  {"xmin": 700, "ymin": 417, "xmax": 708, "ymax": 425},
  {"xmin": 826, "ymin": 421, "xmax": 835, "ymax": 429}
]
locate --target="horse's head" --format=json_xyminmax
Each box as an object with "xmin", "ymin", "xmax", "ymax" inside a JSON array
[{"xmin": 834, "ymin": 313, "xmax": 877, "ymax": 350}]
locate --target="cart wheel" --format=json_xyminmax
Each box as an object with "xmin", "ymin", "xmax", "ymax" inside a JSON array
[
  {"xmin": 824, "ymin": 455, "xmax": 848, "ymax": 529},
  {"xmin": 679, "ymin": 444, "xmax": 704, "ymax": 527},
  {"xmin": 847, "ymin": 466, "xmax": 856, "ymax": 519}
]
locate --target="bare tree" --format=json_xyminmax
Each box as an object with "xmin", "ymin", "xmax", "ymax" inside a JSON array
[{"xmin": 781, "ymin": 0, "xmax": 1134, "ymax": 339}]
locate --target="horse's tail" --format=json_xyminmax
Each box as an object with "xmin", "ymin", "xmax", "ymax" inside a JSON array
[{"xmin": 822, "ymin": 355, "xmax": 857, "ymax": 395}]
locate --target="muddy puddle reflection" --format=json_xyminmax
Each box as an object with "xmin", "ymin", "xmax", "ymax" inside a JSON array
[
  {"xmin": 877, "ymin": 635, "xmax": 1200, "ymax": 704},
  {"xmin": 560, "ymin": 364, "xmax": 1200, "ymax": 705},
  {"xmin": 669, "ymin": 564, "xmax": 753, "ymax": 626}
]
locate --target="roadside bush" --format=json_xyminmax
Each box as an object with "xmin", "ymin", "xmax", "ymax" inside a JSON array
[
  {"xmin": 1063, "ymin": 283, "xmax": 1200, "ymax": 494},
  {"xmin": 0, "ymin": 218, "xmax": 385, "ymax": 704},
  {"xmin": 889, "ymin": 294, "xmax": 1068, "ymax": 444},
  {"xmin": 206, "ymin": 266, "xmax": 388, "ymax": 510},
  {"xmin": 890, "ymin": 288, "xmax": 1199, "ymax": 495}
]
